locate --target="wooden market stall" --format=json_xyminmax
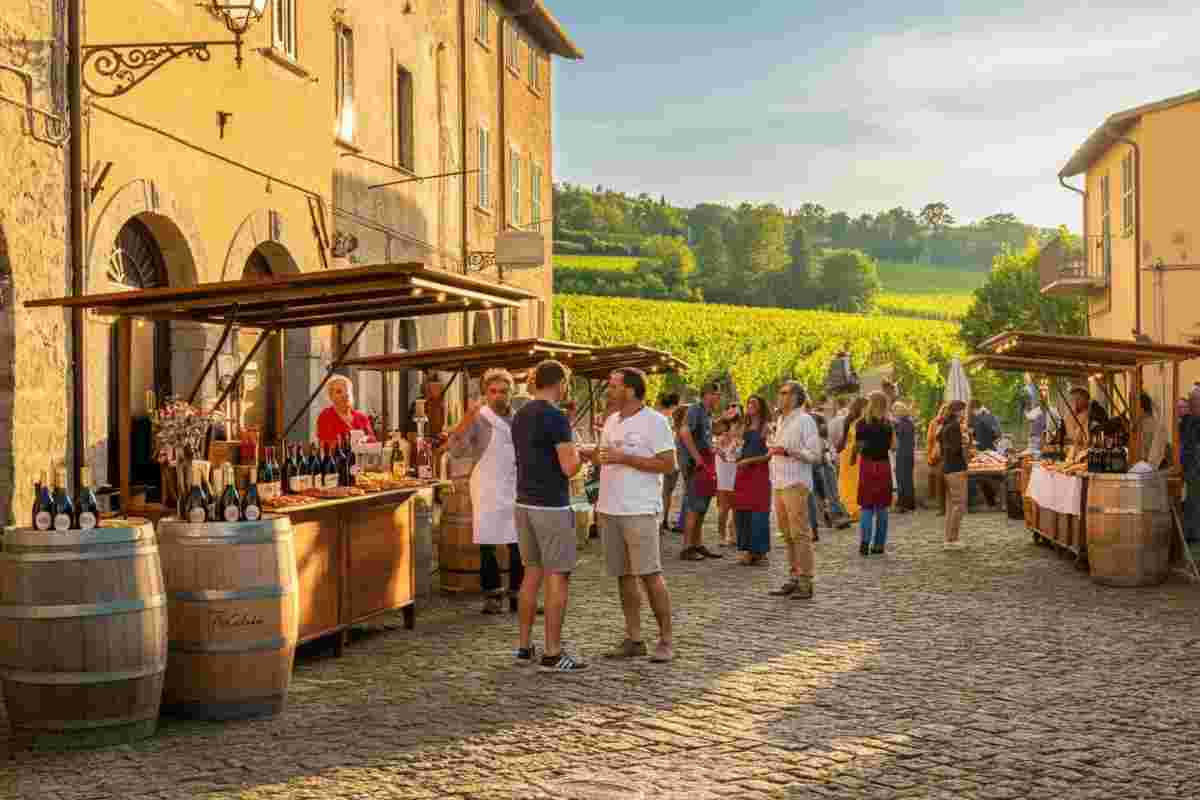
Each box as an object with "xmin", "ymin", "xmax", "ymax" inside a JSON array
[
  {"xmin": 970, "ymin": 331, "xmax": 1200, "ymax": 586},
  {"xmin": 26, "ymin": 264, "xmax": 535, "ymax": 652}
]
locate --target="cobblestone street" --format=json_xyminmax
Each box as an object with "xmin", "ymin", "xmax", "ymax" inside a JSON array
[{"xmin": 7, "ymin": 510, "xmax": 1200, "ymax": 800}]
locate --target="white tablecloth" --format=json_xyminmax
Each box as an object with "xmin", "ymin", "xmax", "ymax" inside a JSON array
[{"xmin": 1027, "ymin": 464, "xmax": 1084, "ymax": 517}]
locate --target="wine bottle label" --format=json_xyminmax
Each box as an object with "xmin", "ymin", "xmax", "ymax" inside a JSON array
[
  {"xmin": 258, "ymin": 483, "xmax": 273, "ymax": 501},
  {"xmin": 187, "ymin": 507, "xmax": 206, "ymax": 524},
  {"xmin": 53, "ymin": 513, "xmax": 71, "ymax": 531},
  {"xmin": 34, "ymin": 511, "xmax": 52, "ymax": 531},
  {"xmin": 324, "ymin": 474, "xmax": 338, "ymax": 489},
  {"xmin": 223, "ymin": 505, "xmax": 241, "ymax": 522},
  {"xmin": 244, "ymin": 504, "xmax": 261, "ymax": 521},
  {"xmin": 78, "ymin": 512, "xmax": 97, "ymax": 530},
  {"xmin": 289, "ymin": 476, "xmax": 303, "ymax": 492}
]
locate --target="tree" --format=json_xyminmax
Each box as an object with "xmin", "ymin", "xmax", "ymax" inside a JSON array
[
  {"xmin": 960, "ymin": 239, "xmax": 1086, "ymax": 349},
  {"xmin": 640, "ymin": 235, "xmax": 696, "ymax": 290},
  {"xmin": 694, "ymin": 225, "xmax": 734, "ymax": 300},
  {"xmin": 779, "ymin": 225, "xmax": 816, "ymax": 307},
  {"xmin": 919, "ymin": 201, "xmax": 955, "ymax": 232},
  {"xmin": 818, "ymin": 249, "xmax": 882, "ymax": 313}
]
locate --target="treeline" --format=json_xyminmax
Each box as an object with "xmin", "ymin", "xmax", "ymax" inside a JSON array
[{"xmin": 552, "ymin": 184, "xmax": 1052, "ymax": 311}]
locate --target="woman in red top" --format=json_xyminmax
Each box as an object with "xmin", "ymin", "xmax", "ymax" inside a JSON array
[{"xmin": 316, "ymin": 375, "xmax": 376, "ymax": 448}]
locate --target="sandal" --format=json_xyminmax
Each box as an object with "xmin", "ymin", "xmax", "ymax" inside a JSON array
[{"xmin": 679, "ymin": 546, "xmax": 706, "ymax": 561}]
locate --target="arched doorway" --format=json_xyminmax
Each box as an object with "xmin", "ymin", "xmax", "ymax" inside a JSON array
[
  {"xmin": 236, "ymin": 245, "xmax": 282, "ymax": 443},
  {"xmin": 108, "ymin": 217, "xmax": 172, "ymax": 489}
]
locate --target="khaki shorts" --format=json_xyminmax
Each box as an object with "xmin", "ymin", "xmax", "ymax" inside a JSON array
[
  {"xmin": 598, "ymin": 513, "xmax": 662, "ymax": 577},
  {"xmin": 515, "ymin": 505, "xmax": 577, "ymax": 574}
]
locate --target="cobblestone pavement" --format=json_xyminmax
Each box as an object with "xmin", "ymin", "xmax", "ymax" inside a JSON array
[{"xmin": 7, "ymin": 509, "xmax": 1200, "ymax": 800}]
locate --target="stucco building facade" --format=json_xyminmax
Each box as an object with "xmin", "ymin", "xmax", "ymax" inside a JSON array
[{"xmin": 0, "ymin": 0, "xmax": 579, "ymax": 518}]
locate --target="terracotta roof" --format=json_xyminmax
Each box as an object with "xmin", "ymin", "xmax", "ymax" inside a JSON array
[
  {"xmin": 1059, "ymin": 89, "xmax": 1200, "ymax": 178},
  {"xmin": 505, "ymin": 0, "xmax": 583, "ymax": 60}
]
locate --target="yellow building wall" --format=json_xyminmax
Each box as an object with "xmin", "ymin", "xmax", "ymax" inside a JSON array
[
  {"xmin": 83, "ymin": 0, "xmax": 335, "ymax": 482},
  {"xmin": 1083, "ymin": 102, "xmax": 1200, "ymax": 420}
]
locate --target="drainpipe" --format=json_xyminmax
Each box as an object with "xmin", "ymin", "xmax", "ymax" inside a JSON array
[
  {"xmin": 1103, "ymin": 134, "xmax": 1142, "ymax": 337},
  {"xmin": 1058, "ymin": 175, "xmax": 1088, "ymax": 336},
  {"xmin": 68, "ymin": 0, "xmax": 85, "ymax": 492},
  {"xmin": 459, "ymin": 0, "xmax": 469, "ymax": 388}
]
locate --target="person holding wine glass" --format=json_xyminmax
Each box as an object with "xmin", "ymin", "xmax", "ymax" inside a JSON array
[{"xmin": 316, "ymin": 375, "xmax": 376, "ymax": 448}]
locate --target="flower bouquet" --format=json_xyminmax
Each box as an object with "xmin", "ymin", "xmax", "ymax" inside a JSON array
[{"xmin": 151, "ymin": 397, "xmax": 225, "ymax": 508}]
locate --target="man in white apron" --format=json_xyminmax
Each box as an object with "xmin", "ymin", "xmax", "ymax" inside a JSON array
[{"xmin": 447, "ymin": 368, "xmax": 520, "ymax": 615}]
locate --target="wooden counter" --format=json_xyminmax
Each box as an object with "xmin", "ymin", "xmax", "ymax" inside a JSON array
[{"xmin": 274, "ymin": 489, "xmax": 419, "ymax": 654}]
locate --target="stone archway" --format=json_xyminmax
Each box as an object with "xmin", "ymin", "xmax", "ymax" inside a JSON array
[
  {"xmin": 222, "ymin": 209, "xmax": 304, "ymax": 280},
  {"xmin": 87, "ymin": 179, "xmax": 203, "ymax": 292}
]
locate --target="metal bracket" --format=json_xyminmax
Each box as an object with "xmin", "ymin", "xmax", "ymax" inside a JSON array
[
  {"xmin": 466, "ymin": 252, "xmax": 496, "ymax": 272},
  {"xmin": 81, "ymin": 40, "xmax": 243, "ymax": 98},
  {"xmin": 187, "ymin": 305, "xmax": 239, "ymax": 404}
]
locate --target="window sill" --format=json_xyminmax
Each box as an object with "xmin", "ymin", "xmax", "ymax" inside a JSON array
[
  {"xmin": 335, "ymin": 137, "xmax": 361, "ymax": 153},
  {"xmin": 259, "ymin": 47, "xmax": 313, "ymax": 79},
  {"xmin": 474, "ymin": 204, "xmax": 493, "ymax": 217}
]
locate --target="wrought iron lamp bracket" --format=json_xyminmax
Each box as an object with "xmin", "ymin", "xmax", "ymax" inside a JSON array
[
  {"xmin": 466, "ymin": 252, "xmax": 497, "ymax": 273},
  {"xmin": 80, "ymin": 40, "xmax": 249, "ymax": 98}
]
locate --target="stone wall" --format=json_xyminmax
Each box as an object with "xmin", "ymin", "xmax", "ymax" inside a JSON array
[{"xmin": 0, "ymin": 1, "xmax": 69, "ymax": 524}]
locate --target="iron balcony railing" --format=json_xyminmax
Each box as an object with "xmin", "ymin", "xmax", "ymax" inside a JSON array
[{"xmin": 1040, "ymin": 234, "xmax": 1111, "ymax": 294}]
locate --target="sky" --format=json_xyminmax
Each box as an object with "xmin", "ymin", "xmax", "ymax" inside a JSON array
[{"xmin": 547, "ymin": 1, "xmax": 1200, "ymax": 229}]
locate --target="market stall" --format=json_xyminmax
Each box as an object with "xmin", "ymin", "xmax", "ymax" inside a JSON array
[
  {"xmin": 26, "ymin": 263, "xmax": 535, "ymax": 660},
  {"xmin": 969, "ymin": 332, "xmax": 1200, "ymax": 586},
  {"xmin": 342, "ymin": 338, "xmax": 595, "ymax": 592}
]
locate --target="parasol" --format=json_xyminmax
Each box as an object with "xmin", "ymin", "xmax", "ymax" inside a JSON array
[{"xmin": 944, "ymin": 357, "xmax": 972, "ymax": 406}]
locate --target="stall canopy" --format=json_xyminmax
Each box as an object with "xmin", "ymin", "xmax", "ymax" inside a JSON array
[
  {"xmin": 341, "ymin": 338, "xmax": 594, "ymax": 379},
  {"xmin": 27, "ymin": 263, "xmax": 534, "ymax": 329},
  {"xmin": 976, "ymin": 332, "xmax": 1200, "ymax": 373},
  {"xmin": 569, "ymin": 345, "xmax": 688, "ymax": 381}
]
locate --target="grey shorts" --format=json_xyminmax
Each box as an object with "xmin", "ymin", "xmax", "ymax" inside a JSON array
[
  {"xmin": 599, "ymin": 513, "xmax": 662, "ymax": 577},
  {"xmin": 515, "ymin": 505, "xmax": 577, "ymax": 574}
]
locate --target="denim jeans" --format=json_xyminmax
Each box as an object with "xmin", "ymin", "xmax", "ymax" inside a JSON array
[
  {"xmin": 480, "ymin": 542, "xmax": 523, "ymax": 595},
  {"xmin": 821, "ymin": 463, "xmax": 847, "ymax": 516},
  {"xmin": 860, "ymin": 506, "xmax": 889, "ymax": 548},
  {"xmin": 808, "ymin": 489, "xmax": 820, "ymax": 531}
]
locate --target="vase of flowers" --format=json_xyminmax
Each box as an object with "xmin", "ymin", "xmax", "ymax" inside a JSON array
[{"xmin": 152, "ymin": 397, "xmax": 224, "ymax": 510}]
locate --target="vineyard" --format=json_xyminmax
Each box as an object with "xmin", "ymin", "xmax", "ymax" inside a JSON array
[{"xmin": 553, "ymin": 294, "xmax": 965, "ymax": 410}]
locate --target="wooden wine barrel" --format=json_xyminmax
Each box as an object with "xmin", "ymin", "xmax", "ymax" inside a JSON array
[
  {"xmin": 0, "ymin": 523, "xmax": 166, "ymax": 749},
  {"xmin": 1004, "ymin": 468, "xmax": 1023, "ymax": 520},
  {"xmin": 1086, "ymin": 472, "xmax": 1172, "ymax": 587},
  {"xmin": 157, "ymin": 515, "xmax": 298, "ymax": 720},
  {"xmin": 439, "ymin": 478, "xmax": 509, "ymax": 593}
]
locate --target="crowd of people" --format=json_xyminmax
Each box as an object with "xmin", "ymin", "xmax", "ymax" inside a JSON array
[{"xmin": 444, "ymin": 359, "xmax": 1026, "ymax": 673}]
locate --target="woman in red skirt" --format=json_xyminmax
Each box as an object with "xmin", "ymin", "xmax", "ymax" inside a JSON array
[{"xmin": 853, "ymin": 391, "xmax": 894, "ymax": 556}]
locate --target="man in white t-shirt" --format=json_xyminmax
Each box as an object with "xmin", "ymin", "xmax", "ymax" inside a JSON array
[{"xmin": 588, "ymin": 367, "xmax": 677, "ymax": 664}]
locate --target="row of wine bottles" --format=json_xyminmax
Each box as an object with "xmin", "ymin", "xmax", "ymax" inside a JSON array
[
  {"xmin": 274, "ymin": 433, "xmax": 361, "ymax": 495},
  {"xmin": 32, "ymin": 467, "xmax": 99, "ymax": 531},
  {"xmin": 181, "ymin": 461, "xmax": 261, "ymax": 523}
]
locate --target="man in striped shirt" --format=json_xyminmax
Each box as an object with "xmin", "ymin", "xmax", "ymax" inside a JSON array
[{"xmin": 767, "ymin": 381, "xmax": 822, "ymax": 600}]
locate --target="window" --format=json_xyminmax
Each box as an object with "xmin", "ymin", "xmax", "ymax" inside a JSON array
[
  {"xmin": 1121, "ymin": 153, "xmax": 1134, "ymax": 237},
  {"xmin": 505, "ymin": 23, "xmax": 520, "ymax": 72},
  {"xmin": 335, "ymin": 25, "xmax": 355, "ymax": 142},
  {"xmin": 396, "ymin": 67, "xmax": 414, "ymax": 171},
  {"xmin": 477, "ymin": 126, "xmax": 491, "ymax": 209},
  {"xmin": 1100, "ymin": 172, "xmax": 1112, "ymax": 278},
  {"xmin": 476, "ymin": 0, "xmax": 489, "ymax": 45},
  {"xmin": 273, "ymin": 0, "xmax": 297, "ymax": 59},
  {"xmin": 527, "ymin": 41, "xmax": 540, "ymax": 90},
  {"xmin": 530, "ymin": 162, "xmax": 543, "ymax": 231},
  {"xmin": 510, "ymin": 146, "xmax": 522, "ymax": 227}
]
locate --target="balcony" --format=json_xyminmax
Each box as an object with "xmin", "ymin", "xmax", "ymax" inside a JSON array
[{"xmin": 1039, "ymin": 235, "xmax": 1109, "ymax": 296}]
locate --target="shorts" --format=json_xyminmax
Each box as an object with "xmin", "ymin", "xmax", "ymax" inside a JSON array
[
  {"xmin": 682, "ymin": 476, "xmax": 713, "ymax": 515},
  {"xmin": 515, "ymin": 505, "xmax": 577, "ymax": 574},
  {"xmin": 599, "ymin": 513, "xmax": 662, "ymax": 577}
]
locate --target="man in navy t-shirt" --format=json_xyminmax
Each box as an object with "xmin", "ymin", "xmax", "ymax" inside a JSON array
[{"xmin": 511, "ymin": 360, "xmax": 586, "ymax": 672}]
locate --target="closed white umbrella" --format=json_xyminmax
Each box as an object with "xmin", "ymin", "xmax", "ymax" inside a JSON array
[{"xmin": 944, "ymin": 357, "xmax": 972, "ymax": 406}]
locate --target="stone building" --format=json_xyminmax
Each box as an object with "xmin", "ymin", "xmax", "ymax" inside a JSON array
[
  {"xmin": 0, "ymin": 1, "xmax": 70, "ymax": 524},
  {"xmin": 1, "ymin": 0, "xmax": 580, "ymax": 517}
]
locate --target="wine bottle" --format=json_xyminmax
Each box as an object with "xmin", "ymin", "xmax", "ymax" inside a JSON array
[
  {"xmin": 345, "ymin": 435, "xmax": 359, "ymax": 480},
  {"xmin": 296, "ymin": 444, "xmax": 311, "ymax": 491},
  {"xmin": 183, "ymin": 463, "xmax": 208, "ymax": 524},
  {"xmin": 201, "ymin": 466, "xmax": 217, "ymax": 522},
  {"xmin": 270, "ymin": 446, "xmax": 282, "ymax": 498},
  {"xmin": 33, "ymin": 470, "xmax": 53, "ymax": 531},
  {"xmin": 220, "ymin": 463, "xmax": 242, "ymax": 522},
  {"xmin": 282, "ymin": 444, "xmax": 296, "ymax": 494},
  {"xmin": 334, "ymin": 437, "xmax": 349, "ymax": 487},
  {"xmin": 76, "ymin": 466, "xmax": 99, "ymax": 531},
  {"xmin": 308, "ymin": 443, "xmax": 321, "ymax": 482},
  {"xmin": 391, "ymin": 437, "xmax": 405, "ymax": 480},
  {"xmin": 321, "ymin": 443, "xmax": 338, "ymax": 489},
  {"xmin": 51, "ymin": 466, "xmax": 74, "ymax": 531},
  {"xmin": 258, "ymin": 447, "xmax": 274, "ymax": 501},
  {"xmin": 242, "ymin": 471, "xmax": 262, "ymax": 521}
]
